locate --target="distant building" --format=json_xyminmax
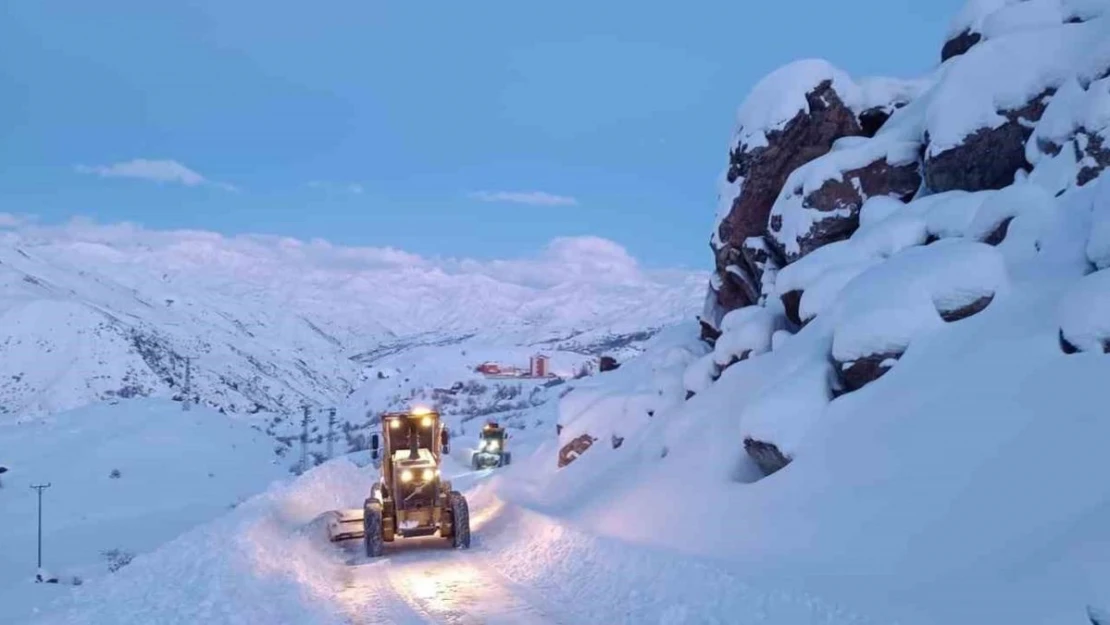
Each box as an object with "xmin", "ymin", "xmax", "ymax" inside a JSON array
[
  {"xmin": 529, "ymin": 354, "xmax": 550, "ymax": 378},
  {"xmin": 476, "ymin": 362, "xmax": 501, "ymax": 375}
]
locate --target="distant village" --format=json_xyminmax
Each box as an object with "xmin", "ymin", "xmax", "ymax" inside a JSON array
[
  {"xmin": 473, "ymin": 354, "xmax": 620, "ymax": 380},
  {"xmin": 475, "ymin": 355, "xmax": 556, "ymax": 379}
]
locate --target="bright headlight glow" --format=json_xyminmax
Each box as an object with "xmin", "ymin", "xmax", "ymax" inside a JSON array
[
  {"xmin": 488, "ymin": 441, "xmax": 500, "ymax": 451},
  {"xmin": 421, "ymin": 416, "xmax": 432, "ymax": 428},
  {"xmin": 400, "ymin": 469, "xmax": 413, "ymax": 483},
  {"xmin": 422, "ymin": 468, "xmax": 435, "ymax": 481},
  {"xmin": 411, "ymin": 406, "xmax": 432, "ymax": 416},
  {"xmin": 389, "ymin": 419, "xmax": 401, "ymax": 430}
]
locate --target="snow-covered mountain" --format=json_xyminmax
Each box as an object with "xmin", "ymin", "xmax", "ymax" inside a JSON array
[{"xmin": 0, "ymin": 221, "xmax": 703, "ymax": 422}]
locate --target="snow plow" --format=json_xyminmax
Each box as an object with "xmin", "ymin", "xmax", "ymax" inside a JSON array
[
  {"xmin": 326, "ymin": 407, "xmax": 470, "ymax": 557},
  {"xmin": 471, "ymin": 421, "xmax": 511, "ymax": 469}
]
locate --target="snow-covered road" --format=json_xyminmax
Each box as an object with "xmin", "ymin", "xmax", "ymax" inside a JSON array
[{"xmin": 26, "ymin": 456, "xmax": 878, "ymax": 625}]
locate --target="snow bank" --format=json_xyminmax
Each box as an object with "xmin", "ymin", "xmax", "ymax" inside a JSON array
[
  {"xmin": 1059, "ymin": 268, "xmax": 1110, "ymax": 352},
  {"xmin": 830, "ymin": 241, "xmax": 1008, "ymax": 350},
  {"xmin": 966, "ymin": 181, "xmax": 1060, "ymax": 259},
  {"xmin": 740, "ymin": 359, "xmax": 833, "ymax": 457},
  {"xmin": 0, "ymin": 400, "xmax": 287, "ymax": 623},
  {"xmin": 29, "ymin": 460, "xmax": 372, "ymax": 625},
  {"xmin": 558, "ymin": 323, "xmax": 707, "ymax": 447},
  {"xmin": 1086, "ymin": 177, "xmax": 1110, "ymax": 268}
]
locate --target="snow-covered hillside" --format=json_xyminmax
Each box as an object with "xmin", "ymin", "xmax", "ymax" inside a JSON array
[
  {"xmin": 0, "ymin": 399, "xmax": 286, "ymax": 623},
  {"xmin": 0, "ymin": 221, "xmax": 702, "ymax": 423}
]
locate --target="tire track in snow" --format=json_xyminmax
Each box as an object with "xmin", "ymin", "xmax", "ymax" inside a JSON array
[{"xmin": 382, "ymin": 548, "xmax": 562, "ymax": 624}]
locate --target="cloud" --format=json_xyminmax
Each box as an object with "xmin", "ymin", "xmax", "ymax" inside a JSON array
[
  {"xmin": 308, "ymin": 181, "xmax": 364, "ymax": 195},
  {"xmin": 75, "ymin": 159, "xmax": 237, "ymax": 191},
  {"xmin": 0, "ymin": 212, "xmax": 34, "ymax": 228},
  {"xmin": 468, "ymin": 190, "xmax": 578, "ymax": 206}
]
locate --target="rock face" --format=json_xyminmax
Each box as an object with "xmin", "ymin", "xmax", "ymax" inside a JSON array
[
  {"xmin": 599, "ymin": 356, "xmax": 620, "ymax": 372},
  {"xmin": 744, "ymin": 438, "xmax": 791, "ymax": 476},
  {"xmin": 941, "ymin": 28, "xmax": 982, "ymax": 62},
  {"xmin": 924, "ymin": 91, "xmax": 1054, "ymax": 193},
  {"xmin": 713, "ymin": 80, "xmax": 864, "ymax": 313},
  {"xmin": 558, "ymin": 433, "xmax": 597, "ymax": 468},
  {"xmin": 769, "ymin": 156, "xmax": 922, "ymax": 262}
]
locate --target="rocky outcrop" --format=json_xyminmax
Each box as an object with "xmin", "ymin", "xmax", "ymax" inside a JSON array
[
  {"xmin": 941, "ymin": 29, "xmax": 982, "ymax": 62},
  {"xmin": 713, "ymin": 79, "xmax": 864, "ymax": 313},
  {"xmin": 769, "ymin": 155, "xmax": 922, "ymax": 263},
  {"xmin": 781, "ymin": 289, "xmax": 805, "ymax": 328},
  {"xmin": 924, "ymin": 90, "xmax": 1054, "ymax": 193},
  {"xmin": 744, "ymin": 438, "xmax": 791, "ymax": 476},
  {"xmin": 558, "ymin": 433, "xmax": 597, "ymax": 468},
  {"xmin": 834, "ymin": 350, "xmax": 903, "ymax": 394}
]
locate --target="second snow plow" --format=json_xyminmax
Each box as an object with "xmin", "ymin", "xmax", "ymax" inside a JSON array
[{"xmin": 325, "ymin": 407, "xmax": 470, "ymax": 557}]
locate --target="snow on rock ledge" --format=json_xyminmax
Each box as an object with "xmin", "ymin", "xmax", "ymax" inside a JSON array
[
  {"xmin": 712, "ymin": 306, "xmax": 782, "ymax": 368},
  {"xmin": 1059, "ymin": 268, "xmax": 1110, "ymax": 353},
  {"xmin": 925, "ymin": 18, "xmax": 1110, "ymax": 194},
  {"xmin": 828, "ymin": 241, "xmax": 1009, "ymax": 390},
  {"xmin": 766, "ymin": 127, "xmax": 922, "ymax": 264},
  {"xmin": 556, "ymin": 325, "xmax": 707, "ymax": 467},
  {"xmin": 741, "ymin": 360, "xmax": 834, "ymax": 476}
]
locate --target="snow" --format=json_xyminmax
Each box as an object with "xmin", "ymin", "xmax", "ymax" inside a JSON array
[
  {"xmin": 739, "ymin": 359, "xmax": 832, "ymax": 456},
  {"xmin": 712, "ymin": 306, "xmax": 781, "ymax": 366},
  {"xmin": 927, "ymin": 16, "xmax": 1110, "ymax": 156},
  {"xmin": 1086, "ymin": 176, "xmax": 1110, "ymax": 268},
  {"xmin": 947, "ymin": 0, "xmax": 1015, "ymax": 37},
  {"xmin": 0, "ymin": 399, "xmax": 286, "ymax": 623},
  {"xmin": 966, "ymin": 181, "xmax": 1060, "ymax": 261},
  {"xmin": 26, "ymin": 459, "xmax": 370, "ymax": 625},
  {"xmin": 1058, "ymin": 268, "xmax": 1110, "ymax": 351},
  {"xmin": 732, "ymin": 59, "xmax": 862, "ymax": 152},
  {"xmin": 829, "ymin": 241, "xmax": 1008, "ymax": 351}
]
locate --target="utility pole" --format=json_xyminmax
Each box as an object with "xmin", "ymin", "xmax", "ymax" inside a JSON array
[
  {"xmin": 183, "ymin": 357, "xmax": 192, "ymax": 412},
  {"xmin": 30, "ymin": 483, "xmax": 51, "ymax": 581},
  {"xmin": 326, "ymin": 407, "xmax": 337, "ymax": 459},
  {"xmin": 299, "ymin": 404, "xmax": 310, "ymax": 473}
]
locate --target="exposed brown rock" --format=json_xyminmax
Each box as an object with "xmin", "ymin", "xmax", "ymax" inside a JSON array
[
  {"xmin": 558, "ymin": 433, "xmax": 597, "ymax": 468},
  {"xmin": 980, "ymin": 217, "xmax": 1015, "ymax": 246},
  {"xmin": 924, "ymin": 90, "xmax": 1054, "ymax": 193},
  {"xmin": 1058, "ymin": 329, "xmax": 1110, "ymax": 355},
  {"xmin": 836, "ymin": 350, "xmax": 903, "ymax": 393},
  {"xmin": 938, "ymin": 294, "xmax": 995, "ymax": 322},
  {"xmin": 1077, "ymin": 132, "xmax": 1110, "ymax": 187},
  {"xmin": 771, "ymin": 156, "xmax": 922, "ymax": 262},
  {"xmin": 1059, "ymin": 329, "xmax": 1080, "ymax": 354},
  {"xmin": 744, "ymin": 438, "xmax": 791, "ymax": 476},
  {"xmin": 941, "ymin": 29, "xmax": 982, "ymax": 62},
  {"xmin": 781, "ymin": 290, "xmax": 804, "ymax": 328}
]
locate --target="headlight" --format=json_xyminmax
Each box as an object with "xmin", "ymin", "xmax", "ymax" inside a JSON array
[
  {"xmin": 422, "ymin": 468, "xmax": 435, "ymax": 481},
  {"xmin": 400, "ymin": 469, "xmax": 413, "ymax": 483},
  {"xmin": 421, "ymin": 416, "xmax": 432, "ymax": 428},
  {"xmin": 389, "ymin": 419, "xmax": 401, "ymax": 430},
  {"xmin": 488, "ymin": 441, "xmax": 500, "ymax": 451}
]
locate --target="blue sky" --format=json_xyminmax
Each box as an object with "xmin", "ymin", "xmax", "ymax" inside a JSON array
[{"xmin": 0, "ymin": 0, "xmax": 963, "ymax": 268}]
